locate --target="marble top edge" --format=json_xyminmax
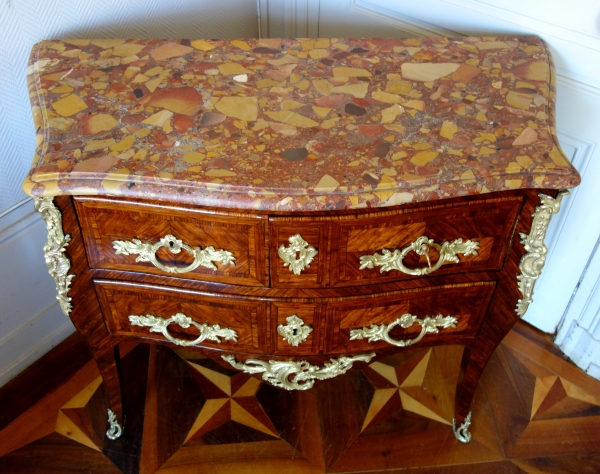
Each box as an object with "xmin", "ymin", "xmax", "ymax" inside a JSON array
[{"xmin": 24, "ymin": 36, "xmax": 580, "ymax": 211}]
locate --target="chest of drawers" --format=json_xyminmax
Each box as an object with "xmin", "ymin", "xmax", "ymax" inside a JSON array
[{"xmin": 24, "ymin": 37, "xmax": 579, "ymax": 444}]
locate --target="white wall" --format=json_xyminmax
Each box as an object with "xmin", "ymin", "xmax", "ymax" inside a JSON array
[{"xmin": 0, "ymin": 0, "xmax": 258, "ymax": 386}]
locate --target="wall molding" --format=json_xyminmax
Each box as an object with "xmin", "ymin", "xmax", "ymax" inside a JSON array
[
  {"xmin": 557, "ymin": 236, "xmax": 600, "ymax": 344},
  {"xmin": 555, "ymin": 235, "xmax": 600, "ymax": 379},
  {"xmin": 259, "ymin": 0, "xmax": 320, "ymax": 39},
  {"xmin": 287, "ymin": 0, "xmax": 320, "ymax": 37},
  {"xmin": 441, "ymin": 0, "xmax": 600, "ymax": 53},
  {"xmin": 557, "ymin": 75, "xmax": 600, "ymax": 101},
  {"xmin": 350, "ymin": 0, "xmax": 458, "ymax": 37},
  {"xmin": 0, "ymin": 198, "xmax": 39, "ymax": 250},
  {"xmin": 0, "ymin": 310, "xmax": 74, "ymax": 388}
]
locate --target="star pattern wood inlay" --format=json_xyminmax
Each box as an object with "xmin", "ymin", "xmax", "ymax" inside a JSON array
[
  {"xmin": 184, "ymin": 360, "xmax": 279, "ymax": 443},
  {"xmin": 360, "ymin": 347, "xmax": 460, "ymax": 432},
  {"xmin": 55, "ymin": 376, "xmax": 106, "ymax": 452},
  {"xmin": 496, "ymin": 342, "xmax": 600, "ymax": 422}
]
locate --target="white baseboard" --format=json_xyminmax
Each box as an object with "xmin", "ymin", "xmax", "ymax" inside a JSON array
[{"xmin": 0, "ymin": 198, "xmax": 75, "ymax": 388}]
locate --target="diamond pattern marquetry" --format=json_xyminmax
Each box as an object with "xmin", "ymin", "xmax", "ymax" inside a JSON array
[
  {"xmin": 184, "ymin": 360, "xmax": 279, "ymax": 443},
  {"xmin": 55, "ymin": 376, "xmax": 105, "ymax": 452},
  {"xmin": 480, "ymin": 328, "xmax": 600, "ymax": 459},
  {"xmin": 531, "ymin": 374, "xmax": 600, "ymax": 421},
  {"xmin": 361, "ymin": 347, "xmax": 457, "ymax": 432},
  {"xmin": 1, "ymin": 322, "xmax": 600, "ymax": 473}
]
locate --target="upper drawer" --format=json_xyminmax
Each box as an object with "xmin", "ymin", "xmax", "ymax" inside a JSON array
[
  {"xmin": 330, "ymin": 196, "xmax": 522, "ymax": 287},
  {"xmin": 74, "ymin": 197, "xmax": 268, "ymax": 286}
]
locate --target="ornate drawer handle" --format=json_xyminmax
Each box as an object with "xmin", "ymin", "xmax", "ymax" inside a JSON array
[
  {"xmin": 349, "ymin": 313, "xmax": 458, "ymax": 347},
  {"xmin": 359, "ymin": 235, "xmax": 479, "ymax": 276},
  {"xmin": 129, "ymin": 312, "xmax": 238, "ymax": 346},
  {"xmin": 222, "ymin": 352, "xmax": 375, "ymax": 391},
  {"xmin": 277, "ymin": 315, "xmax": 313, "ymax": 347},
  {"xmin": 278, "ymin": 234, "xmax": 317, "ymax": 275},
  {"xmin": 113, "ymin": 234, "xmax": 235, "ymax": 273}
]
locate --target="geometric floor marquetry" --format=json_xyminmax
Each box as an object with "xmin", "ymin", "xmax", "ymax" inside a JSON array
[
  {"xmin": 1, "ymin": 320, "xmax": 600, "ymax": 473},
  {"xmin": 361, "ymin": 347, "xmax": 459, "ymax": 431},
  {"xmin": 55, "ymin": 376, "xmax": 106, "ymax": 452},
  {"xmin": 184, "ymin": 360, "xmax": 279, "ymax": 442}
]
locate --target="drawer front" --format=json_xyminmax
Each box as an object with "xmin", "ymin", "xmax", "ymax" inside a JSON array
[
  {"xmin": 325, "ymin": 282, "xmax": 495, "ymax": 353},
  {"xmin": 330, "ymin": 197, "xmax": 522, "ymax": 286},
  {"xmin": 95, "ymin": 281, "xmax": 268, "ymax": 353},
  {"xmin": 75, "ymin": 197, "xmax": 268, "ymax": 286},
  {"xmin": 269, "ymin": 220, "xmax": 329, "ymax": 288}
]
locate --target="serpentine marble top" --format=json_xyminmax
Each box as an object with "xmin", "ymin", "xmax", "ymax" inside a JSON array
[{"xmin": 23, "ymin": 37, "xmax": 580, "ymax": 211}]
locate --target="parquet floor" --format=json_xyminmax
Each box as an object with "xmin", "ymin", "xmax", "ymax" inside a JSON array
[{"xmin": 0, "ymin": 320, "xmax": 599, "ymax": 473}]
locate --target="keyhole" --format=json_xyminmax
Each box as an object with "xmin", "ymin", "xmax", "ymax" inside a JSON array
[{"xmin": 293, "ymin": 328, "xmax": 298, "ymax": 336}]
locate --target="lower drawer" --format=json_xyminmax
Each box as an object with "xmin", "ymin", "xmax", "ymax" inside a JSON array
[
  {"xmin": 95, "ymin": 279, "xmax": 495, "ymax": 358},
  {"xmin": 95, "ymin": 280, "xmax": 268, "ymax": 353},
  {"xmin": 325, "ymin": 282, "xmax": 495, "ymax": 353}
]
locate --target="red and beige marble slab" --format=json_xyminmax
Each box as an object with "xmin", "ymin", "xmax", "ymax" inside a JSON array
[{"xmin": 23, "ymin": 37, "xmax": 579, "ymax": 211}]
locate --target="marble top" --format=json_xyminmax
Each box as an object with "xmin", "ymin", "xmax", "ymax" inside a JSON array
[{"xmin": 23, "ymin": 37, "xmax": 580, "ymax": 211}]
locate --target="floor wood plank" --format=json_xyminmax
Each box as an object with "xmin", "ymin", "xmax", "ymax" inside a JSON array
[{"xmin": 0, "ymin": 331, "xmax": 87, "ymax": 432}]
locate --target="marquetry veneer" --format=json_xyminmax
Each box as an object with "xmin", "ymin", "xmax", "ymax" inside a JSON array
[
  {"xmin": 76, "ymin": 193, "xmax": 520, "ymax": 288},
  {"xmin": 75, "ymin": 197, "xmax": 268, "ymax": 287},
  {"xmin": 48, "ymin": 187, "xmax": 555, "ymax": 444}
]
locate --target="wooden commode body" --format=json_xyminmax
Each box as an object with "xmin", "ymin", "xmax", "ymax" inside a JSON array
[{"xmin": 24, "ymin": 36, "xmax": 580, "ymax": 443}]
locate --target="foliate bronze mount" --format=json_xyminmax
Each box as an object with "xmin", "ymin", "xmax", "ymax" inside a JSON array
[
  {"xmin": 277, "ymin": 315, "xmax": 313, "ymax": 346},
  {"xmin": 112, "ymin": 234, "xmax": 235, "ymax": 273},
  {"xmin": 222, "ymin": 353, "xmax": 375, "ymax": 391},
  {"xmin": 106, "ymin": 409, "xmax": 122, "ymax": 440},
  {"xmin": 452, "ymin": 411, "xmax": 472, "ymax": 443},
  {"xmin": 34, "ymin": 197, "xmax": 75, "ymax": 316},
  {"xmin": 278, "ymin": 234, "xmax": 318, "ymax": 275},
  {"xmin": 515, "ymin": 191, "xmax": 568, "ymax": 317},
  {"xmin": 129, "ymin": 312, "xmax": 238, "ymax": 346},
  {"xmin": 359, "ymin": 235, "xmax": 479, "ymax": 276},
  {"xmin": 350, "ymin": 313, "xmax": 458, "ymax": 347}
]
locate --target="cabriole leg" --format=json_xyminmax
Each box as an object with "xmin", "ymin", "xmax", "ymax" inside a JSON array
[{"xmin": 94, "ymin": 344, "xmax": 124, "ymax": 439}]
